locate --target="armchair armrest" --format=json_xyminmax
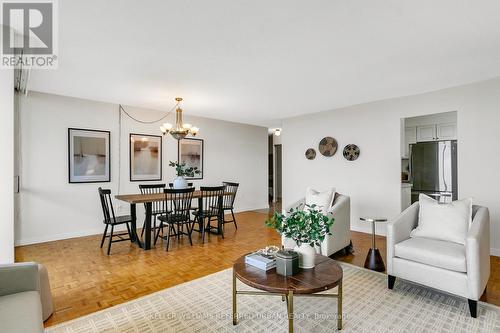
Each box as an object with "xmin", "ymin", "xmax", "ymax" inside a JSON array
[
  {"xmin": 466, "ymin": 206, "xmax": 490, "ymax": 300},
  {"xmin": 386, "ymin": 202, "xmax": 419, "ymax": 274},
  {"xmin": 0, "ymin": 262, "xmax": 40, "ymax": 297}
]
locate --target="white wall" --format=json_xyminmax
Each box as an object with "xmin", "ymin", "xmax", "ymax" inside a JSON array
[
  {"xmin": 17, "ymin": 91, "xmax": 268, "ymax": 245},
  {"xmin": 0, "ymin": 68, "xmax": 14, "ymax": 263},
  {"xmin": 282, "ymin": 77, "xmax": 500, "ymax": 255}
]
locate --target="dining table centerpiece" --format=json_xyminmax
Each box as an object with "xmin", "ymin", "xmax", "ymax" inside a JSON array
[
  {"xmin": 169, "ymin": 161, "xmax": 200, "ymax": 188},
  {"xmin": 265, "ymin": 204, "xmax": 334, "ymax": 268}
]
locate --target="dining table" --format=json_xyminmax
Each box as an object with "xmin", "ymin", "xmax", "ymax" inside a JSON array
[{"xmin": 115, "ymin": 190, "xmax": 233, "ymax": 250}]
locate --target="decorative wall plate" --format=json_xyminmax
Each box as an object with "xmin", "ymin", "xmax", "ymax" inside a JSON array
[
  {"xmin": 343, "ymin": 144, "xmax": 360, "ymax": 161},
  {"xmin": 318, "ymin": 137, "xmax": 338, "ymax": 157},
  {"xmin": 305, "ymin": 148, "xmax": 316, "ymax": 160}
]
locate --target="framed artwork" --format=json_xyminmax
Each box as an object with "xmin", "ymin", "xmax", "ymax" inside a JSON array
[
  {"xmin": 130, "ymin": 133, "xmax": 162, "ymax": 181},
  {"xmin": 68, "ymin": 128, "xmax": 110, "ymax": 183},
  {"xmin": 178, "ymin": 138, "xmax": 204, "ymax": 179}
]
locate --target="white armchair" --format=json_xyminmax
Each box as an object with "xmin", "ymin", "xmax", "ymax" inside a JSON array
[
  {"xmin": 387, "ymin": 202, "xmax": 490, "ymax": 318},
  {"xmin": 282, "ymin": 193, "xmax": 351, "ymax": 256}
]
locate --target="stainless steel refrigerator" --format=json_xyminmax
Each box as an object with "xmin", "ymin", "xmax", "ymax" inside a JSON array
[{"xmin": 410, "ymin": 140, "xmax": 457, "ymax": 204}]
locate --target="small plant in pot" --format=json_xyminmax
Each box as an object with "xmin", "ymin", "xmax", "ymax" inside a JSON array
[
  {"xmin": 265, "ymin": 205, "xmax": 334, "ymax": 269},
  {"xmin": 169, "ymin": 161, "xmax": 200, "ymax": 189}
]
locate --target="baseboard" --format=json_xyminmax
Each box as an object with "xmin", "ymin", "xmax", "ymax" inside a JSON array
[
  {"xmin": 350, "ymin": 224, "xmax": 386, "ymax": 236},
  {"xmin": 490, "ymin": 248, "xmax": 500, "ymax": 257},
  {"xmin": 15, "ymin": 228, "xmax": 106, "ymax": 246}
]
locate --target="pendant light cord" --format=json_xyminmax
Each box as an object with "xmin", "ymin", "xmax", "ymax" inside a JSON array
[
  {"xmin": 116, "ymin": 102, "xmax": 179, "ymax": 196},
  {"xmin": 118, "ymin": 103, "xmax": 179, "ymax": 124}
]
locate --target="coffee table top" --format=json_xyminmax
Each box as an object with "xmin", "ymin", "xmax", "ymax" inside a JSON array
[{"xmin": 233, "ymin": 254, "xmax": 343, "ymax": 294}]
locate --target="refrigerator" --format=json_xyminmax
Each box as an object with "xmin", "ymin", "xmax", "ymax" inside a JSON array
[{"xmin": 410, "ymin": 140, "xmax": 457, "ymax": 204}]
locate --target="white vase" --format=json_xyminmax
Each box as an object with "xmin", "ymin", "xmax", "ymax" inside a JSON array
[
  {"xmin": 294, "ymin": 243, "xmax": 316, "ymax": 269},
  {"xmin": 173, "ymin": 176, "xmax": 188, "ymax": 189}
]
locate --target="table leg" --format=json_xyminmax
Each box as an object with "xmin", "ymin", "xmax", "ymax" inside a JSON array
[
  {"xmin": 218, "ymin": 195, "xmax": 223, "ymax": 236},
  {"xmin": 371, "ymin": 221, "xmax": 376, "ymax": 248},
  {"xmin": 198, "ymin": 197, "xmax": 205, "ymax": 243},
  {"xmin": 232, "ymin": 270, "xmax": 237, "ymax": 325},
  {"xmin": 364, "ymin": 221, "xmax": 385, "ymax": 271},
  {"xmin": 130, "ymin": 204, "xmax": 143, "ymax": 248},
  {"xmin": 337, "ymin": 281, "xmax": 343, "ymax": 330},
  {"xmin": 287, "ymin": 290, "xmax": 294, "ymax": 333},
  {"xmin": 145, "ymin": 202, "xmax": 152, "ymax": 250}
]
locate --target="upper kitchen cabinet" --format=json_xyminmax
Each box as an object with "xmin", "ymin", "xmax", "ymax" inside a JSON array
[
  {"xmin": 436, "ymin": 122, "xmax": 457, "ymax": 140},
  {"xmin": 416, "ymin": 123, "xmax": 457, "ymax": 142},
  {"xmin": 416, "ymin": 124, "xmax": 436, "ymax": 142}
]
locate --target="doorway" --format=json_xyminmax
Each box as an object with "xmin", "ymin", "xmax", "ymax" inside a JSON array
[
  {"xmin": 275, "ymin": 144, "xmax": 282, "ymax": 203},
  {"xmin": 400, "ymin": 111, "xmax": 457, "ymax": 211},
  {"xmin": 268, "ymin": 132, "xmax": 282, "ymax": 213}
]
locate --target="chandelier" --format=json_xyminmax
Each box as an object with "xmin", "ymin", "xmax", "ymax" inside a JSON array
[{"xmin": 160, "ymin": 97, "xmax": 199, "ymax": 140}]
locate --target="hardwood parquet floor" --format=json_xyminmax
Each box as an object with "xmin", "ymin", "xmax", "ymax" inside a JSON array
[{"xmin": 15, "ymin": 210, "xmax": 500, "ymax": 328}]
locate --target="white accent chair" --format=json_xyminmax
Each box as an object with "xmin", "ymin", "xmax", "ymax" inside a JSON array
[
  {"xmin": 282, "ymin": 193, "xmax": 351, "ymax": 256},
  {"xmin": 387, "ymin": 202, "xmax": 490, "ymax": 318}
]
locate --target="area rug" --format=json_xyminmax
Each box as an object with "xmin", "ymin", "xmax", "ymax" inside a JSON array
[{"xmin": 45, "ymin": 263, "xmax": 500, "ymax": 333}]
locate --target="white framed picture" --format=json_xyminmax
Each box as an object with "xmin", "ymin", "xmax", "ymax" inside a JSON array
[
  {"xmin": 130, "ymin": 133, "xmax": 162, "ymax": 181},
  {"xmin": 178, "ymin": 138, "xmax": 203, "ymax": 179},
  {"xmin": 68, "ymin": 128, "xmax": 111, "ymax": 183}
]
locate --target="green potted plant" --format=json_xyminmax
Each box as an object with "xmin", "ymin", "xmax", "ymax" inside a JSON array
[
  {"xmin": 266, "ymin": 205, "xmax": 334, "ymax": 268},
  {"xmin": 169, "ymin": 161, "xmax": 200, "ymax": 188}
]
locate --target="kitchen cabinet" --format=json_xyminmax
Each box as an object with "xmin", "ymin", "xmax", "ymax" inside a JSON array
[
  {"xmin": 403, "ymin": 127, "xmax": 417, "ymax": 158},
  {"xmin": 416, "ymin": 122, "xmax": 456, "ymax": 142},
  {"xmin": 401, "ymin": 184, "xmax": 412, "ymax": 211},
  {"xmin": 417, "ymin": 124, "xmax": 436, "ymax": 142},
  {"xmin": 436, "ymin": 122, "xmax": 457, "ymax": 140}
]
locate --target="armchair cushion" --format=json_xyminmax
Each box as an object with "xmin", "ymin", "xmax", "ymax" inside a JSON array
[
  {"xmin": 0, "ymin": 291, "xmax": 44, "ymax": 333},
  {"xmin": 305, "ymin": 187, "xmax": 335, "ymax": 213},
  {"xmin": 410, "ymin": 194, "xmax": 472, "ymax": 245},
  {"xmin": 395, "ymin": 237, "xmax": 466, "ymax": 273}
]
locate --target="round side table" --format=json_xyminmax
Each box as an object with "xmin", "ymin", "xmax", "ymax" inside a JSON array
[{"xmin": 360, "ymin": 217, "xmax": 387, "ymax": 272}]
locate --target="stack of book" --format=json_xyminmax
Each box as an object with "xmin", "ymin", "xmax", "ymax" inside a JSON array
[{"xmin": 245, "ymin": 252, "xmax": 276, "ymax": 271}]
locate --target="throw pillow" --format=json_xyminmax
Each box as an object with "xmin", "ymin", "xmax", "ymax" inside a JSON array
[
  {"xmin": 410, "ymin": 194, "xmax": 472, "ymax": 245},
  {"xmin": 304, "ymin": 187, "xmax": 336, "ymax": 213}
]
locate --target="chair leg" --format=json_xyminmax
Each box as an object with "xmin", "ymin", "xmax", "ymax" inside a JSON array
[
  {"xmin": 388, "ymin": 275, "xmax": 396, "ymax": 290},
  {"xmin": 201, "ymin": 217, "xmax": 206, "ymax": 243},
  {"xmin": 100, "ymin": 224, "xmax": 108, "ymax": 248},
  {"xmin": 107, "ymin": 225, "xmax": 114, "ymax": 255},
  {"xmin": 166, "ymin": 224, "xmax": 172, "ymax": 251},
  {"xmin": 219, "ymin": 216, "xmax": 225, "ymax": 239},
  {"xmin": 187, "ymin": 223, "xmax": 193, "ymax": 246},
  {"xmin": 231, "ymin": 209, "xmax": 237, "ymax": 229},
  {"xmin": 154, "ymin": 222, "xmax": 162, "ymax": 245},
  {"xmin": 140, "ymin": 218, "xmax": 146, "ymax": 238},
  {"xmin": 468, "ymin": 299, "xmax": 478, "ymax": 318}
]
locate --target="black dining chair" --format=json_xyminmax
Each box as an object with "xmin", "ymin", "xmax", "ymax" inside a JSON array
[
  {"xmin": 98, "ymin": 188, "xmax": 133, "ymax": 255},
  {"xmin": 139, "ymin": 184, "xmax": 166, "ymax": 238},
  {"xmin": 168, "ymin": 182, "xmax": 194, "ymax": 188},
  {"xmin": 221, "ymin": 182, "xmax": 239, "ymax": 229},
  {"xmin": 192, "ymin": 186, "xmax": 225, "ymax": 243},
  {"xmin": 155, "ymin": 187, "xmax": 195, "ymax": 251},
  {"xmin": 169, "ymin": 182, "xmax": 197, "ymax": 213}
]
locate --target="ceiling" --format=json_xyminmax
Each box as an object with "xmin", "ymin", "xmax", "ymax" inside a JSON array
[{"xmin": 27, "ymin": 0, "xmax": 500, "ymax": 127}]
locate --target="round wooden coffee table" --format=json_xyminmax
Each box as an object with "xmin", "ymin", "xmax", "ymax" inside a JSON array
[{"xmin": 232, "ymin": 254, "xmax": 343, "ymax": 332}]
